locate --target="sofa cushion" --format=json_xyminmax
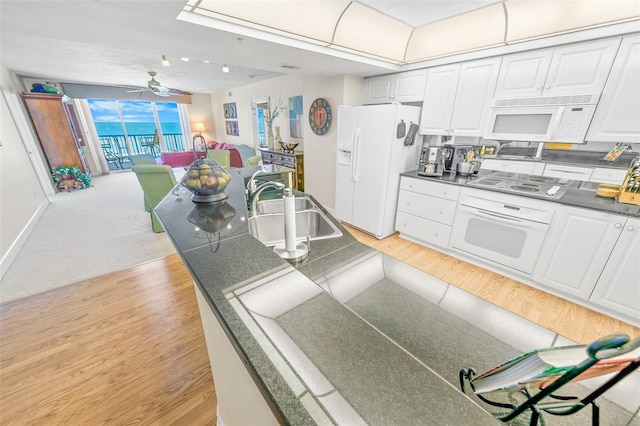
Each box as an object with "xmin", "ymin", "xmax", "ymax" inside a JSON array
[
  {"xmin": 206, "ymin": 141, "xmax": 256, "ymax": 167},
  {"xmin": 160, "ymin": 151, "xmax": 206, "ymax": 168}
]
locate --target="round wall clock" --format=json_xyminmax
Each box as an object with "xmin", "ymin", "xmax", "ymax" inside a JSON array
[{"xmin": 309, "ymin": 98, "xmax": 332, "ymax": 135}]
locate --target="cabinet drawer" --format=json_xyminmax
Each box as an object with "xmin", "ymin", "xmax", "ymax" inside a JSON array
[
  {"xmin": 400, "ymin": 177, "xmax": 460, "ymax": 201},
  {"xmin": 589, "ymin": 168, "xmax": 627, "ymax": 185},
  {"xmin": 395, "ymin": 211, "xmax": 452, "ymax": 249},
  {"xmin": 481, "ymin": 159, "xmax": 537, "ymax": 175},
  {"xmin": 397, "ymin": 190, "xmax": 457, "ymax": 226},
  {"xmin": 282, "ymin": 157, "xmax": 296, "ymax": 168},
  {"xmin": 543, "ymin": 164, "xmax": 592, "ymax": 181},
  {"xmin": 270, "ymin": 154, "xmax": 284, "ymax": 165}
]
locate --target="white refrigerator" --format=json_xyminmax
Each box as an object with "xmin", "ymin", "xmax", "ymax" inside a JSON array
[{"xmin": 335, "ymin": 104, "xmax": 421, "ymax": 239}]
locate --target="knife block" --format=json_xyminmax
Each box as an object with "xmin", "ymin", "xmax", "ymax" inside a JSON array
[{"xmin": 618, "ymin": 164, "xmax": 640, "ymax": 205}]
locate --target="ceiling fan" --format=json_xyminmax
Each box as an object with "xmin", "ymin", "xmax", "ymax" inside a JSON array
[{"xmin": 126, "ymin": 71, "xmax": 191, "ymax": 97}]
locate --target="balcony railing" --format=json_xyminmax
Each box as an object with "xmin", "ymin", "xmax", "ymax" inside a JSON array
[{"xmin": 99, "ymin": 133, "xmax": 188, "ymax": 170}]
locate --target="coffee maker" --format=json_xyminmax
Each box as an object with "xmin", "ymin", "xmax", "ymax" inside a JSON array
[
  {"xmin": 443, "ymin": 145, "xmax": 473, "ymax": 173},
  {"xmin": 417, "ymin": 147, "xmax": 445, "ymax": 177}
]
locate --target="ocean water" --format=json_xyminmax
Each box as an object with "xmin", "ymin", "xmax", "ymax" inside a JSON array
[{"xmin": 95, "ymin": 121, "xmax": 182, "ymax": 136}]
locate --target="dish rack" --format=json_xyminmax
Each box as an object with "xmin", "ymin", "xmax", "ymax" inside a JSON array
[{"xmin": 618, "ymin": 159, "xmax": 640, "ymax": 205}]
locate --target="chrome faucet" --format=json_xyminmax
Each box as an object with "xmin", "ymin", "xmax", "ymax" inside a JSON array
[
  {"xmin": 246, "ymin": 169, "xmax": 264, "ymax": 193},
  {"xmin": 248, "ymin": 180, "xmax": 285, "ymax": 216}
]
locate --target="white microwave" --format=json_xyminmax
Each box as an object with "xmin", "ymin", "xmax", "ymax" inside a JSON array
[{"xmin": 485, "ymin": 95, "xmax": 599, "ymax": 144}]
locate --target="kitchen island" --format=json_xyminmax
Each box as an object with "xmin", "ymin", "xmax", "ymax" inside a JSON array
[{"xmin": 154, "ymin": 166, "xmax": 636, "ymax": 425}]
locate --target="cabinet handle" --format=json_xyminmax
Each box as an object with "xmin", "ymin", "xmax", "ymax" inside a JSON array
[
  {"xmin": 545, "ymin": 85, "xmax": 550, "ymax": 90},
  {"xmin": 627, "ymin": 226, "xmax": 635, "ymax": 231},
  {"xmin": 408, "ymin": 183, "xmax": 413, "ymax": 188},
  {"xmin": 615, "ymin": 223, "xmax": 622, "ymax": 228},
  {"xmin": 442, "ymin": 191, "xmax": 447, "ymax": 195},
  {"xmin": 438, "ymin": 209, "xmax": 443, "ymax": 214}
]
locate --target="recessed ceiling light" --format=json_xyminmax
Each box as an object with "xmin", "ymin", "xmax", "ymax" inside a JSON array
[
  {"xmin": 161, "ymin": 55, "xmax": 170, "ymax": 67},
  {"xmin": 181, "ymin": 57, "xmax": 190, "ymax": 62},
  {"xmin": 203, "ymin": 60, "xmax": 211, "ymax": 64},
  {"xmin": 222, "ymin": 64, "xmax": 230, "ymax": 73}
]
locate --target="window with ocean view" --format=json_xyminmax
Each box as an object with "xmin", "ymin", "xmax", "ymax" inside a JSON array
[{"xmin": 88, "ymin": 99, "xmax": 186, "ymax": 170}]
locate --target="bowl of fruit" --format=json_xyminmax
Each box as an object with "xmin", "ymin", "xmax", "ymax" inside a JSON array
[{"xmin": 181, "ymin": 158, "xmax": 232, "ymax": 202}]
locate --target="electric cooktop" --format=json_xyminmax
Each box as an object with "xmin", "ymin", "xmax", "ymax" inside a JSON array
[{"xmin": 466, "ymin": 171, "xmax": 575, "ymax": 200}]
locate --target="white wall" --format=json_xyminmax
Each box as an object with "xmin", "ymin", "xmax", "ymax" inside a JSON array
[
  {"xmin": 210, "ymin": 74, "xmax": 365, "ymax": 209},
  {"xmin": 186, "ymin": 93, "xmax": 215, "ymax": 144},
  {"xmin": 0, "ymin": 66, "xmax": 49, "ymax": 280}
]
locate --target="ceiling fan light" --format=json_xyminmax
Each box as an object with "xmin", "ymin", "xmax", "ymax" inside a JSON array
[
  {"xmin": 161, "ymin": 55, "xmax": 170, "ymax": 67},
  {"xmin": 181, "ymin": 57, "xmax": 190, "ymax": 62},
  {"xmin": 222, "ymin": 64, "xmax": 230, "ymax": 73}
]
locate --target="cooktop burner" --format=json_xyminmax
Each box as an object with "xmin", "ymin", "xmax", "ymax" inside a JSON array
[
  {"xmin": 467, "ymin": 172, "xmax": 575, "ymax": 200},
  {"xmin": 510, "ymin": 185, "xmax": 541, "ymax": 193}
]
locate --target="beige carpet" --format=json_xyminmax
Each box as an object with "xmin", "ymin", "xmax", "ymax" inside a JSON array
[{"xmin": 0, "ymin": 171, "xmax": 178, "ymax": 304}]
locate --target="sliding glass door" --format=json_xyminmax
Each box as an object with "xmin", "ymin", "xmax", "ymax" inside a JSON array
[{"xmin": 88, "ymin": 99, "xmax": 187, "ymax": 170}]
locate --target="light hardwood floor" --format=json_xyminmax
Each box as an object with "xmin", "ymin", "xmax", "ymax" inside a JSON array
[
  {"xmin": 0, "ymin": 255, "xmax": 216, "ymax": 425},
  {"xmin": 343, "ymin": 224, "xmax": 640, "ymax": 344},
  {"xmin": 1, "ymin": 227, "xmax": 637, "ymax": 424}
]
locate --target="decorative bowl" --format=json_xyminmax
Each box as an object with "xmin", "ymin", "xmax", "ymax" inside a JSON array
[
  {"xmin": 279, "ymin": 142, "xmax": 299, "ymax": 153},
  {"xmin": 181, "ymin": 158, "xmax": 232, "ymax": 202}
]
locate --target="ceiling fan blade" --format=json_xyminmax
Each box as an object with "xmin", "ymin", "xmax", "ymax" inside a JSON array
[
  {"xmin": 126, "ymin": 88, "xmax": 150, "ymax": 93},
  {"xmin": 166, "ymin": 88, "xmax": 192, "ymax": 96}
]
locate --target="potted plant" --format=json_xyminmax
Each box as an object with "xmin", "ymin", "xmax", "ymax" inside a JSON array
[{"xmin": 51, "ymin": 165, "xmax": 91, "ymax": 188}]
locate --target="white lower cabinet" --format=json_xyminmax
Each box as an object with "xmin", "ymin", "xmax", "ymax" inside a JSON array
[
  {"xmin": 395, "ymin": 176, "xmax": 460, "ymax": 248},
  {"xmin": 396, "ymin": 177, "xmax": 639, "ymax": 325},
  {"xmin": 532, "ymin": 205, "xmax": 625, "ymax": 299},
  {"xmin": 589, "ymin": 218, "xmax": 640, "ymax": 320},
  {"xmin": 589, "ymin": 167, "xmax": 628, "ymax": 185}
]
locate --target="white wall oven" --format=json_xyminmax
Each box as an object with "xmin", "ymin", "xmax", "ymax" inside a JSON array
[{"xmin": 450, "ymin": 188, "xmax": 554, "ymax": 274}]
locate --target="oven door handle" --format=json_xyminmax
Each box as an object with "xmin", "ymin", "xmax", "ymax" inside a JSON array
[{"xmin": 464, "ymin": 207, "xmax": 548, "ymax": 229}]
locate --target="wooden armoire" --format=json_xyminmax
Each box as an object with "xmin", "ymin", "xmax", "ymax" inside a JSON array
[{"xmin": 22, "ymin": 92, "xmax": 91, "ymax": 174}]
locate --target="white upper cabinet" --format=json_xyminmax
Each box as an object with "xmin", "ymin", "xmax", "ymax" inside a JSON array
[
  {"xmin": 493, "ymin": 49, "xmax": 553, "ymax": 99},
  {"xmin": 364, "ymin": 70, "xmax": 426, "ymax": 104},
  {"xmin": 364, "ymin": 75, "xmax": 395, "ymax": 104},
  {"xmin": 419, "ymin": 57, "xmax": 501, "ymax": 136},
  {"xmin": 494, "ymin": 38, "xmax": 621, "ymax": 98},
  {"xmin": 394, "ymin": 70, "xmax": 427, "ymax": 102},
  {"xmin": 450, "ymin": 58, "xmax": 502, "ymax": 137},
  {"xmin": 419, "ymin": 64, "xmax": 460, "ymax": 135},
  {"xmin": 587, "ymin": 34, "xmax": 640, "ymax": 143}
]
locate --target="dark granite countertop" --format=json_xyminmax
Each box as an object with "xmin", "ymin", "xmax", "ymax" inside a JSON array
[
  {"xmin": 155, "ymin": 167, "xmax": 636, "ymax": 425},
  {"xmin": 400, "ymin": 170, "xmax": 640, "ymax": 218},
  {"xmin": 155, "ymin": 167, "xmax": 504, "ymax": 424}
]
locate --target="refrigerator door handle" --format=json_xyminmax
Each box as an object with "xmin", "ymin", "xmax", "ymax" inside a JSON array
[
  {"xmin": 352, "ymin": 128, "xmax": 360, "ymax": 182},
  {"xmin": 348, "ymin": 128, "xmax": 357, "ymax": 182}
]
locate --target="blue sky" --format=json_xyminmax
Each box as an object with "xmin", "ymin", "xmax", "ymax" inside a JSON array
[{"xmin": 88, "ymin": 99, "xmax": 179, "ymax": 122}]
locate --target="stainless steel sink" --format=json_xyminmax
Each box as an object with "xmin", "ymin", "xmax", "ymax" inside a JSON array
[
  {"xmin": 248, "ymin": 209, "xmax": 342, "ymax": 246},
  {"xmin": 255, "ymin": 197, "xmax": 316, "ymax": 214}
]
